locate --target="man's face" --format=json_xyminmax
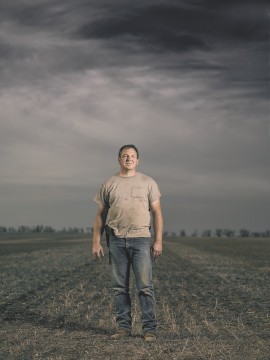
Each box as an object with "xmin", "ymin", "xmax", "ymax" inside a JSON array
[{"xmin": 118, "ymin": 147, "xmax": 139, "ymax": 171}]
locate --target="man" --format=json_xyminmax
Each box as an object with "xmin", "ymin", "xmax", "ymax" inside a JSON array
[{"xmin": 92, "ymin": 144, "xmax": 163, "ymax": 342}]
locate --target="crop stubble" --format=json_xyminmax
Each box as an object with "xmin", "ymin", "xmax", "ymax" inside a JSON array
[{"xmin": 0, "ymin": 236, "xmax": 269, "ymax": 359}]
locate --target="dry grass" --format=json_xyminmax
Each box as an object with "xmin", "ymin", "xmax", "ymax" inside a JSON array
[{"xmin": 0, "ymin": 235, "xmax": 269, "ymax": 359}]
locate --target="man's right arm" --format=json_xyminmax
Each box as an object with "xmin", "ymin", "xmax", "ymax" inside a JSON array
[{"xmin": 92, "ymin": 204, "xmax": 108, "ymax": 261}]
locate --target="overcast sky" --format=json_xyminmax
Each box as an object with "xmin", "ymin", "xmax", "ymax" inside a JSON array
[{"xmin": 0, "ymin": 0, "xmax": 269, "ymax": 233}]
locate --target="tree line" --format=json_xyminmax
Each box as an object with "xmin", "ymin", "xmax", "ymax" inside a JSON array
[
  {"xmin": 0, "ymin": 225, "xmax": 88, "ymax": 234},
  {"xmin": 1, "ymin": 226, "xmax": 269, "ymax": 238},
  {"xmin": 165, "ymin": 228, "xmax": 270, "ymax": 238}
]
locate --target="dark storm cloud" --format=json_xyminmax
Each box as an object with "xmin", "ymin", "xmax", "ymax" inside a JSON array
[
  {"xmin": 77, "ymin": 6, "xmax": 208, "ymax": 52},
  {"xmin": 0, "ymin": 0, "xmax": 268, "ymax": 88},
  {"xmin": 0, "ymin": 41, "xmax": 20, "ymax": 60},
  {"xmin": 0, "ymin": 1, "xmax": 74, "ymax": 27},
  {"xmin": 74, "ymin": 0, "xmax": 269, "ymax": 99},
  {"xmin": 202, "ymin": 0, "xmax": 269, "ymax": 39},
  {"xmin": 2, "ymin": 0, "xmax": 267, "ymax": 56},
  {"xmin": 77, "ymin": 1, "xmax": 269, "ymax": 48}
]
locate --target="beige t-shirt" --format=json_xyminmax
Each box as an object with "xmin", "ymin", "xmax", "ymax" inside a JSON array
[{"xmin": 93, "ymin": 172, "xmax": 161, "ymax": 238}]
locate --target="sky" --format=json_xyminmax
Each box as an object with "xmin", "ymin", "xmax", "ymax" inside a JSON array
[{"xmin": 0, "ymin": 0, "xmax": 269, "ymax": 234}]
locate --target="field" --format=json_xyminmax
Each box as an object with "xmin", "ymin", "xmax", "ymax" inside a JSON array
[{"xmin": 0, "ymin": 234, "xmax": 269, "ymax": 360}]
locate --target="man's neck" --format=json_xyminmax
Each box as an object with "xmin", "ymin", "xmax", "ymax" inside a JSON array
[{"xmin": 119, "ymin": 169, "xmax": 137, "ymax": 177}]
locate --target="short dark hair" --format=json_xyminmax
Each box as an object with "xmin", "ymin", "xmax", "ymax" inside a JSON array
[{"xmin": 118, "ymin": 144, "xmax": 139, "ymax": 159}]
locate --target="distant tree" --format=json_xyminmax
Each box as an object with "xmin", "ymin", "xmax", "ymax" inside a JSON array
[
  {"xmin": 44, "ymin": 226, "xmax": 55, "ymax": 233},
  {"xmin": 222, "ymin": 229, "xmax": 235, "ymax": 238},
  {"xmin": 180, "ymin": 229, "xmax": 186, "ymax": 237},
  {"xmin": 32, "ymin": 225, "xmax": 44, "ymax": 233},
  {"xmin": 251, "ymin": 231, "xmax": 262, "ymax": 238},
  {"xmin": 18, "ymin": 225, "xmax": 31, "ymax": 233},
  {"xmin": 250, "ymin": 231, "xmax": 269, "ymax": 238},
  {"xmin": 239, "ymin": 229, "xmax": 250, "ymax": 238},
  {"xmin": 67, "ymin": 227, "xmax": 79, "ymax": 233},
  {"xmin": 191, "ymin": 230, "xmax": 198, "ymax": 237},
  {"xmin": 215, "ymin": 229, "xmax": 222, "ymax": 237},
  {"xmin": 86, "ymin": 227, "xmax": 93, "ymax": 234},
  {"xmin": 163, "ymin": 231, "xmax": 169, "ymax": 238},
  {"xmin": 202, "ymin": 229, "xmax": 212, "ymax": 237},
  {"xmin": 170, "ymin": 232, "xmax": 176, "ymax": 237}
]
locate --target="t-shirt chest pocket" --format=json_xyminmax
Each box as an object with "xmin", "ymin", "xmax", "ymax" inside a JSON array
[{"xmin": 131, "ymin": 186, "xmax": 145, "ymax": 198}]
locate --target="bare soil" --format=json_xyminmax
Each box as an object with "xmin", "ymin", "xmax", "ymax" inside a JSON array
[{"xmin": 0, "ymin": 235, "xmax": 269, "ymax": 360}]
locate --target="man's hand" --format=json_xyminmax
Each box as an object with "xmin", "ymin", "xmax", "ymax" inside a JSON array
[
  {"xmin": 92, "ymin": 243, "xmax": 104, "ymax": 261},
  {"xmin": 92, "ymin": 204, "xmax": 108, "ymax": 261},
  {"xmin": 150, "ymin": 199, "xmax": 163, "ymax": 260},
  {"xmin": 151, "ymin": 241, "xmax": 162, "ymax": 260}
]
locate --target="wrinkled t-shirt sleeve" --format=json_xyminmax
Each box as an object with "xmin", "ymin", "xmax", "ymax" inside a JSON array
[
  {"xmin": 93, "ymin": 183, "xmax": 109, "ymax": 207},
  {"xmin": 148, "ymin": 179, "xmax": 161, "ymax": 204}
]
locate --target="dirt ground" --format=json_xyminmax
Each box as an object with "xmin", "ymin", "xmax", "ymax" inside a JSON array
[{"xmin": 0, "ymin": 235, "xmax": 269, "ymax": 360}]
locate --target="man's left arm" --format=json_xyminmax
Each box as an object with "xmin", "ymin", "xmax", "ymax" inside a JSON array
[{"xmin": 150, "ymin": 199, "xmax": 163, "ymax": 259}]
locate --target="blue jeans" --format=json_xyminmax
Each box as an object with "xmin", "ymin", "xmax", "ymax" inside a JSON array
[{"xmin": 108, "ymin": 235, "xmax": 157, "ymax": 334}]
